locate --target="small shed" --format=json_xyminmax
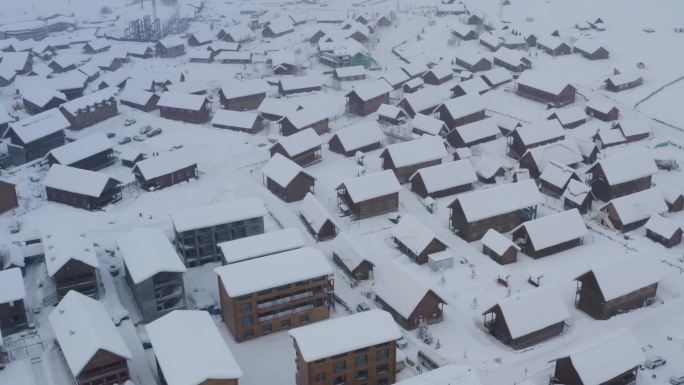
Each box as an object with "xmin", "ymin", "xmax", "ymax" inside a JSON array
[
  {"xmin": 261, "ymin": 154, "xmax": 316, "ymax": 202},
  {"xmin": 392, "ymin": 215, "xmax": 448, "ymax": 265},
  {"xmin": 562, "ymin": 179, "xmax": 592, "ymax": 214}
]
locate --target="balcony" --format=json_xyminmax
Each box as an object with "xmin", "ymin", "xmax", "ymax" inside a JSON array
[{"xmin": 257, "ymin": 290, "xmax": 317, "ymax": 310}]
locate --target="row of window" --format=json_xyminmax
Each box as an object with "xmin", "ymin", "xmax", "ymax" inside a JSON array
[
  {"xmin": 242, "ymin": 313, "xmax": 309, "ymax": 339},
  {"xmin": 256, "ymin": 277, "xmax": 327, "ymax": 296},
  {"xmin": 315, "ymin": 368, "xmax": 389, "ymax": 384}
]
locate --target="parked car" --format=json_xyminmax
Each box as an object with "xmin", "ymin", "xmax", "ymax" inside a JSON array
[
  {"xmin": 356, "ymin": 302, "xmax": 370, "ymax": 312},
  {"xmin": 644, "ymin": 356, "xmax": 666, "ymax": 369},
  {"xmin": 139, "ymin": 125, "xmax": 152, "ymax": 134},
  {"xmin": 106, "ymin": 132, "xmax": 116, "ymax": 138},
  {"xmin": 124, "ymin": 118, "xmax": 136, "ymax": 126},
  {"xmin": 133, "ymin": 135, "xmax": 145, "ymax": 142},
  {"xmin": 146, "ymin": 128, "xmax": 162, "ymax": 137},
  {"xmin": 670, "ymin": 374, "xmax": 684, "ymax": 385},
  {"xmin": 9, "ymin": 220, "xmax": 20, "ymax": 234},
  {"xmin": 396, "ymin": 336, "xmax": 408, "ymax": 349},
  {"xmin": 118, "ymin": 136, "xmax": 132, "ymax": 145}
]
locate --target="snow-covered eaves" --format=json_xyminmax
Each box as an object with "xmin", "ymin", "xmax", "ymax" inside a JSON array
[
  {"xmin": 219, "ymin": 228, "xmax": 305, "ymax": 265},
  {"xmin": 117, "ymin": 227, "xmax": 186, "ymax": 284}
]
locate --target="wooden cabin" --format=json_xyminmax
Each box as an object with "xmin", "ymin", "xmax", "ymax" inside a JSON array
[
  {"xmin": 515, "ymin": 72, "xmax": 575, "ymax": 107},
  {"xmin": 49, "ymin": 291, "xmax": 132, "ymax": 385},
  {"xmin": 215, "ymin": 247, "xmax": 333, "ymax": 341},
  {"xmin": 397, "ymin": 87, "xmax": 447, "ymax": 117},
  {"xmin": 44, "ymin": 165, "xmax": 122, "ymax": 210},
  {"xmin": 446, "ymin": 118, "xmax": 499, "ymax": 148},
  {"xmin": 83, "ymin": 40, "xmax": 110, "ymax": 54},
  {"xmin": 573, "ymin": 39, "xmax": 609, "ymax": 60},
  {"xmin": 212, "ymin": 110, "xmax": 263, "ymax": 133},
  {"xmin": 493, "ymin": 47, "xmax": 532, "ymax": 72},
  {"xmin": 481, "ymin": 229, "xmax": 519, "ymax": 265},
  {"xmin": 331, "ymin": 232, "xmax": 374, "ymax": 281},
  {"xmin": 336, "ymin": 170, "xmax": 401, "ymax": 220},
  {"xmin": 0, "ymin": 268, "xmax": 28, "ymax": 336},
  {"xmin": 539, "ymin": 161, "xmax": 581, "ymax": 197},
  {"xmin": 59, "ymin": 88, "xmax": 118, "ymax": 131},
  {"xmin": 269, "ymin": 128, "xmax": 322, "ymax": 166},
  {"xmin": 156, "ymin": 37, "xmax": 185, "ymax": 58},
  {"xmin": 262, "ymin": 18, "xmax": 295, "ymax": 38},
  {"xmin": 435, "ymin": 94, "xmax": 487, "ymax": 130},
  {"xmin": 586, "ymin": 98, "xmax": 619, "ymax": 121},
  {"xmin": 22, "ymin": 87, "xmax": 67, "ymax": 115},
  {"xmin": 133, "ymin": 152, "xmax": 198, "ymax": 191},
  {"xmin": 599, "ymin": 188, "xmax": 667, "ymax": 232},
  {"xmin": 380, "ymin": 136, "xmax": 447, "ymax": 183},
  {"xmin": 279, "ymin": 109, "xmax": 329, "ymax": 136},
  {"xmin": 605, "ymin": 73, "xmax": 642, "ymax": 92},
  {"xmin": 422, "ymin": 64, "xmax": 453, "ymax": 85},
  {"xmin": 563, "ymin": 179, "xmax": 593, "ymax": 214},
  {"xmin": 300, "ymin": 193, "xmax": 337, "ymax": 241},
  {"xmin": 660, "ymin": 185, "xmax": 684, "ymax": 212},
  {"xmin": 118, "ymin": 89, "xmax": 159, "ymax": 112},
  {"xmin": 262, "ymin": 154, "xmax": 316, "ymax": 202},
  {"xmin": 377, "ymin": 104, "xmax": 407, "ymax": 125},
  {"xmin": 511, "ymin": 209, "xmax": 587, "ymax": 258},
  {"xmin": 46, "ymin": 133, "xmax": 114, "ymax": 171},
  {"xmin": 574, "ymin": 256, "xmax": 661, "ymax": 320},
  {"xmin": 449, "ymin": 180, "xmax": 542, "ymax": 241},
  {"xmin": 328, "ymin": 121, "xmax": 383, "ymax": 157},
  {"xmin": 536, "ymin": 36, "xmax": 571, "ymax": 56},
  {"xmin": 345, "ymin": 79, "xmax": 392, "ymax": 116},
  {"xmin": 586, "ymin": 155, "xmax": 657, "ymax": 202},
  {"xmin": 507, "ymin": 121, "xmax": 565, "ymax": 159},
  {"xmin": 483, "ymin": 287, "xmax": 568, "ymax": 349},
  {"xmin": 333, "ymin": 65, "xmax": 366, "ymax": 81},
  {"xmin": 645, "ymin": 214, "xmax": 682, "ymax": 248},
  {"xmin": 547, "ymin": 105, "xmax": 587, "ymax": 129},
  {"xmin": 2, "ymin": 109, "xmax": 69, "ymax": 165},
  {"xmin": 157, "ymin": 92, "xmax": 211, "ymax": 124},
  {"xmin": 392, "ymin": 215, "xmax": 447, "ymax": 265},
  {"xmin": 454, "ymin": 51, "xmax": 492, "ymax": 72},
  {"xmin": 278, "ymin": 77, "xmax": 322, "ymax": 96},
  {"xmin": 219, "ymin": 80, "xmax": 268, "ymax": 111},
  {"xmin": 409, "ymin": 160, "xmax": 476, "ymax": 198},
  {"xmin": 373, "ymin": 264, "xmax": 446, "ymax": 329},
  {"xmin": 43, "ymin": 231, "xmax": 99, "ymax": 300}
]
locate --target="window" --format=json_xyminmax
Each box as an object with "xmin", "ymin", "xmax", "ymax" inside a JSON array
[
  {"xmin": 333, "ymin": 360, "xmax": 346, "ymax": 372},
  {"xmin": 262, "ymin": 323, "xmax": 273, "ymax": 334},
  {"xmin": 240, "ymin": 316, "xmax": 253, "ymax": 326},
  {"xmin": 315, "ymin": 372, "xmax": 326, "ymax": 382},
  {"xmin": 240, "ymin": 302, "xmax": 252, "ymax": 312},
  {"xmin": 377, "ymin": 364, "xmax": 388, "ymax": 375},
  {"xmin": 281, "ymin": 319, "xmax": 291, "ymax": 329},
  {"xmin": 334, "ymin": 375, "xmax": 346, "ymax": 385},
  {"xmin": 378, "ymin": 378, "xmax": 389, "ymax": 385},
  {"xmin": 355, "ymin": 370, "xmax": 368, "ymax": 380},
  {"xmin": 243, "ymin": 329, "xmax": 254, "ymax": 339},
  {"xmin": 299, "ymin": 313, "xmax": 309, "ymax": 323},
  {"xmin": 355, "ymin": 354, "xmax": 367, "ymax": 366},
  {"xmin": 376, "ymin": 349, "xmax": 389, "ymax": 360}
]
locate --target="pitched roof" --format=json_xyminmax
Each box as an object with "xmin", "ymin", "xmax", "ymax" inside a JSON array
[
  {"xmin": 219, "ymin": 228, "xmax": 305, "ymax": 265},
  {"xmin": 272, "ymin": 127, "xmax": 321, "ymax": 156},
  {"xmin": 645, "ymin": 214, "xmax": 681, "ymax": 238},
  {"xmin": 262, "ymin": 153, "xmax": 313, "ymax": 187},
  {"xmin": 215, "ymin": 247, "xmax": 332, "ymax": 297},
  {"xmin": 147, "ymin": 311, "xmax": 242, "ymax": 385},
  {"xmin": 134, "ymin": 151, "xmax": 197, "ymax": 180},
  {"xmin": 300, "ymin": 193, "xmax": 334, "ymax": 233},
  {"xmin": 340, "ymin": 169, "xmax": 401, "ymax": 202},
  {"xmin": 602, "ymin": 188, "xmax": 667, "ymax": 225},
  {"xmin": 489, "ymin": 286, "xmax": 568, "ymax": 339},
  {"xmin": 43, "ymin": 230, "xmax": 99, "ymax": 277},
  {"xmin": 515, "ymin": 209, "xmax": 587, "ymax": 251},
  {"xmin": 394, "ymin": 365, "xmax": 482, "ymax": 385},
  {"xmin": 451, "ymin": 180, "xmax": 542, "ymax": 222},
  {"xmin": 330, "ymin": 121, "xmax": 383, "ymax": 152},
  {"xmin": 289, "ymin": 310, "xmax": 401, "ymax": 362},
  {"xmin": 592, "ymin": 153, "xmax": 657, "ymax": 185},
  {"xmin": 516, "ymin": 71, "xmax": 573, "ymax": 95},
  {"xmin": 392, "ymin": 214, "xmax": 445, "ymax": 256},
  {"xmin": 44, "ymin": 164, "xmax": 118, "ymax": 197},
  {"xmin": 117, "ymin": 227, "xmax": 186, "ymax": 284},
  {"xmin": 346, "ymin": 79, "xmax": 392, "ymax": 101},
  {"xmin": 373, "ymin": 263, "xmax": 442, "ymax": 318},
  {"xmin": 47, "ymin": 133, "xmax": 112, "ymax": 166},
  {"xmin": 409, "ymin": 160, "xmax": 476, "ymax": 194},
  {"xmin": 49, "ymin": 291, "xmax": 132, "ymax": 376},
  {"xmin": 171, "ymin": 197, "xmax": 266, "ymax": 233},
  {"xmin": 220, "ymin": 79, "xmax": 269, "ymax": 99},
  {"xmin": 451, "ymin": 117, "xmax": 499, "ymax": 145},
  {"xmin": 282, "ymin": 108, "xmax": 328, "ymax": 130},
  {"xmin": 481, "ymin": 229, "xmax": 519, "ymax": 255},
  {"xmin": 0, "ymin": 268, "xmax": 26, "ymax": 304},
  {"xmin": 212, "ymin": 109, "xmax": 259, "ymax": 130},
  {"xmin": 330, "ymin": 232, "xmax": 372, "ymax": 272},
  {"xmin": 514, "ymin": 120, "xmax": 565, "ymax": 146},
  {"xmin": 382, "ymin": 136, "xmax": 447, "ymax": 168},
  {"xmin": 157, "ymin": 92, "xmax": 207, "ymax": 111},
  {"xmin": 118, "ymin": 88, "xmax": 157, "ymax": 106},
  {"xmin": 412, "ymin": 113, "xmax": 446, "ymax": 136},
  {"xmin": 7, "ymin": 108, "xmax": 70, "ymax": 144}
]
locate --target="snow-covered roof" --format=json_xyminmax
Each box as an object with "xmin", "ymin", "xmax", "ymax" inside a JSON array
[
  {"xmin": 189, "ymin": 30, "xmax": 214, "ymax": 45},
  {"xmin": 21, "ymin": 86, "xmax": 66, "ymax": 108},
  {"xmin": 480, "ymin": 33, "xmax": 503, "ymax": 48},
  {"xmin": 455, "ymin": 48, "xmax": 489, "ymax": 68},
  {"xmin": 516, "ymin": 71, "xmax": 573, "ymax": 95},
  {"xmin": 0, "ymin": 267, "xmax": 25, "ymax": 304},
  {"xmin": 481, "ymin": 229, "xmax": 519, "ymax": 255},
  {"xmin": 157, "ymin": 36, "xmax": 185, "ymax": 49},
  {"xmin": 262, "ymin": 153, "xmax": 313, "ymax": 187},
  {"xmin": 453, "ymin": 77, "xmax": 490, "ymax": 95},
  {"xmin": 220, "ymin": 79, "xmax": 269, "ymax": 99},
  {"xmin": 47, "ymin": 133, "xmax": 112, "ymax": 166},
  {"xmin": 219, "ymin": 228, "xmax": 305, "ymax": 264},
  {"xmin": 452, "ymin": 117, "xmax": 500, "ymax": 145},
  {"xmin": 402, "ymin": 62, "xmax": 429, "ymax": 78},
  {"xmin": 548, "ymin": 105, "xmax": 586, "ymax": 126},
  {"xmin": 539, "ymin": 160, "xmax": 577, "ymax": 189},
  {"xmin": 452, "ymin": 180, "xmax": 542, "ymax": 222},
  {"xmin": 606, "ymin": 72, "xmax": 641, "ymax": 87},
  {"xmin": 480, "ymin": 67, "xmax": 512, "ymax": 86},
  {"xmin": 300, "ymin": 193, "xmax": 334, "ymax": 233},
  {"xmin": 99, "ymin": 70, "xmax": 130, "ymax": 88},
  {"xmin": 43, "ymin": 230, "xmax": 98, "ymax": 277},
  {"xmin": 515, "ymin": 209, "xmax": 587, "ymax": 251},
  {"xmin": 412, "ymin": 113, "xmax": 446, "ymax": 136},
  {"xmin": 346, "ymin": 79, "xmax": 392, "ymax": 101},
  {"xmin": 615, "ymin": 119, "xmax": 650, "ymax": 138},
  {"xmin": 188, "ymin": 48, "xmax": 213, "ymax": 60},
  {"xmin": 207, "ymin": 41, "xmax": 240, "ymax": 52},
  {"xmin": 377, "ymin": 104, "xmax": 405, "ymax": 119},
  {"xmin": 289, "ymin": 309, "xmax": 400, "ymax": 361},
  {"xmin": 117, "ymin": 227, "xmax": 186, "ymax": 284},
  {"xmin": 471, "ymin": 156, "xmax": 504, "ymax": 179},
  {"xmin": 373, "ymin": 263, "xmax": 439, "ymax": 318},
  {"xmin": 404, "ymin": 77, "xmax": 424, "ymax": 90},
  {"xmin": 382, "ymin": 136, "xmax": 447, "ymax": 168},
  {"xmin": 394, "ymin": 365, "xmax": 482, "ymax": 385},
  {"xmin": 494, "ymin": 47, "xmax": 528, "ymax": 66},
  {"xmin": 273, "ymin": 127, "xmax": 322, "ymax": 156},
  {"xmin": 425, "ymin": 64, "xmax": 453, "ymax": 81},
  {"xmin": 515, "ymin": 121, "xmax": 565, "ymax": 146},
  {"xmin": 592, "ymin": 153, "xmax": 657, "ymax": 185},
  {"xmin": 49, "ymin": 291, "xmax": 132, "ymax": 376},
  {"xmin": 560, "ymin": 329, "xmax": 644, "ymax": 385},
  {"xmin": 595, "ymin": 128, "xmax": 625, "ymax": 146},
  {"xmin": 340, "ymin": 169, "xmax": 401, "ymax": 202},
  {"xmin": 400, "ymin": 87, "xmax": 450, "ymax": 114},
  {"xmin": 43, "ymin": 71, "xmax": 88, "ymax": 92},
  {"xmin": 603, "ymin": 188, "xmax": 667, "ymax": 225},
  {"xmin": 215, "ymin": 247, "xmax": 332, "ymax": 297},
  {"xmin": 658, "ymin": 184, "xmax": 683, "ymax": 205},
  {"xmin": 157, "ymin": 92, "xmax": 207, "ymax": 111},
  {"xmin": 279, "ymin": 76, "xmax": 322, "ymax": 92},
  {"xmin": 645, "ymin": 214, "xmax": 680, "ymax": 238},
  {"xmin": 573, "ymin": 38, "xmax": 606, "ymax": 54},
  {"xmin": 259, "ymin": 98, "xmax": 301, "ymax": 118},
  {"xmin": 44, "ymin": 164, "xmax": 118, "ymax": 198},
  {"xmin": 134, "ymin": 150, "xmax": 197, "ymax": 180},
  {"xmin": 563, "ymin": 179, "xmax": 592, "ymax": 205},
  {"xmin": 212, "ymin": 109, "xmax": 259, "ymax": 130},
  {"xmin": 409, "ymin": 160, "xmax": 477, "ymax": 194},
  {"xmin": 490, "ymin": 286, "xmax": 569, "ymax": 339},
  {"xmin": 331, "ymin": 232, "xmax": 372, "ymax": 272},
  {"xmin": 214, "ymin": 51, "xmax": 252, "ymax": 62},
  {"xmin": 392, "ymin": 214, "xmax": 445, "ymax": 255},
  {"xmin": 220, "ymin": 25, "xmax": 255, "ymax": 42},
  {"xmin": 282, "ymin": 108, "xmax": 328, "ymax": 131},
  {"xmin": 60, "ymin": 87, "xmax": 117, "ymax": 116},
  {"xmin": 7, "ymin": 108, "xmax": 70, "ymax": 144},
  {"xmin": 84, "ymin": 39, "xmax": 110, "ymax": 51},
  {"xmin": 1, "ymin": 52, "xmax": 30, "ymax": 72},
  {"xmin": 172, "ymin": 197, "xmax": 266, "ymax": 233},
  {"xmin": 0, "ymin": 359, "xmax": 36, "ymax": 385},
  {"xmin": 265, "ymin": 17, "xmax": 294, "ymax": 35},
  {"xmin": 579, "ymin": 255, "xmax": 662, "ymax": 302},
  {"xmin": 452, "ymin": 23, "xmax": 477, "ymax": 37},
  {"xmin": 270, "ymin": 50, "xmax": 296, "ymax": 67},
  {"xmin": 382, "ymin": 68, "xmax": 410, "ymax": 87},
  {"xmin": 536, "ymin": 35, "xmax": 567, "ymax": 50},
  {"xmin": 147, "ymin": 310, "xmax": 242, "ymax": 385},
  {"xmin": 330, "ymin": 121, "xmax": 383, "ymax": 152},
  {"xmin": 586, "ymin": 97, "xmax": 617, "ymax": 115},
  {"xmin": 118, "ymin": 88, "xmax": 156, "ymax": 106}
]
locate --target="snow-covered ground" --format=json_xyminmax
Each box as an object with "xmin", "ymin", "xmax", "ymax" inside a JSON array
[{"xmin": 2, "ymin": 0, "xmax": 684, "ymax": 384}]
